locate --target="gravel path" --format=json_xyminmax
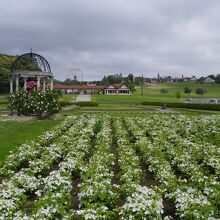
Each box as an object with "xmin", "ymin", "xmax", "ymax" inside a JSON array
[{"xmin": 76, "ymin": 94, "xmax": 91, "ymax": 102}]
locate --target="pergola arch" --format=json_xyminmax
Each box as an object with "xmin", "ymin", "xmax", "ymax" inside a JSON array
[{"xmin": 9, "ymin": 52, "xmax": 54, "ymax": 93}]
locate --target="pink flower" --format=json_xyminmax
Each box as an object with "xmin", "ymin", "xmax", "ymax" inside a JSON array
[{"xmin": 26, "ymin": 81, "xmax": 37, "ymax": 90}]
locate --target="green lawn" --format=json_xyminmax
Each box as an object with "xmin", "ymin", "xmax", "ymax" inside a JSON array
[
  {"xmin": 0, "ymin": 119, "xmax": 61, "ymax": 163},
  {"xmin": 93, "ymin": 82, "xmax": 220, "ymax": 105},
  {"xmin": 59, "ymin": 94, "xmax": 77, "ymax": 102},
  {"xmin": 0, "ymin": 82, "xmax": 219, "ymax": 162}
]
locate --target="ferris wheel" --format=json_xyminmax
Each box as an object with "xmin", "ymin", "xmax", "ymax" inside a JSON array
[{"xmin": 66, "ymin": 68, "xmax": 84, "ymax": 82}]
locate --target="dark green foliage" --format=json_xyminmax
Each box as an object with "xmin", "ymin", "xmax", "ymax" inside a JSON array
[
  {"xmin": 215, "ymin": 74, "xmax": 220, "ymax": 84},
  {"xmin": 142, "ymin": 101, "xmax": 220, "ymax": 111},
  {"xmin": 101, "ymin": 74, "xmax": 123, "ymax": 85},
  {"xmin": 11, "ymin": 57, "xmax": 41, "ymax": 71},
  {"xmin": 184, "ymin": 87, "xmax": 192, "ymax": 96},
  {"xmin": 75, "ymin": 101, "xmax": 98, "ymax": 106},
  {"xmin": 127, "ymin": 74, "xmax": 134, "ymax": 83},
  {"xmin": 160, "ymin": 88, "xmax": 168, "ymax": 94},
  {"xmin": 208, "ymin": 75, "xmax": 216, "ymax": 80},
  {"xmin": 196, "ymin": 88, "xmax": 208, "ymax": 96},
  {"xmin": 8, "ymin": 90, "xmax": 61, "ymax": 119},
  {"xmin": 0, "ymin": 53, "xmax": 40, "ymax": 93},
  {"xmin": 0, "ymin": 54, "xmax": 16, "ymax": 93}
]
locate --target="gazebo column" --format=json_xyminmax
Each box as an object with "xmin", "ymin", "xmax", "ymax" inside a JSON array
[
  {"xmin": 37, "ymin": 76, "xmax": 41, "ymax": 91},
  {"xmin": 15, "ymin": 76, "xmax": 19, "ymax": 92},
  {"xmin": 43, "ymin": 79, "xmax": 46, "ymax": 91},
  {"xmin": 50, "ymin": 76, "xmax": 54, "ymax": 90},
  {"xmin": 9, "ymin": 78, "xmax": 14, "ymax": 94},
  {"xmin": 24, "ymin": 77, "xmax": 28, "ymax": 91}
]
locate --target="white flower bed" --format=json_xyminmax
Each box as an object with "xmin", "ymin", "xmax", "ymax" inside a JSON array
[{"xmin": 0, "ymin": 114, "xmax": 219, "ymax": 219}]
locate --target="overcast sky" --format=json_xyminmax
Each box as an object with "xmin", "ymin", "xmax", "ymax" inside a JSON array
[{"xmin": 1, "ymin": 0, "xmax": 220, "ymax": 80}]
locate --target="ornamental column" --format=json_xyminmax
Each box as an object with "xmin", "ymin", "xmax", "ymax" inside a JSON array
[
  {"xmin": 37, "ymin": 76, "xmax": 41, "ymax": 91},
  {"xmin": 9, "ymin": 78, "xmax": 14, "ymax": 93},
  {"xmin": 43, "ymin": 79, "xmax": 46, "ymax": 91},
  {"xmin": 50, "ymin": 76, "xmax": 54, "ymax": 90},
  {"xmin": 24, "ymin": 77, "xmax": 27, "ymax": 91},
  {"xmin": 15, "ymin": 76, "xmax": 19, "ymax": 92}
]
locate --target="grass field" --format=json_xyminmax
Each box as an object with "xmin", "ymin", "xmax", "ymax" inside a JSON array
[
  {"xmin": 0, "ymin": 119, "xmax": 61, "ymax": 163},
  {"xmin": 0, "ymin": 82, "xmax": 219, "ymax": 163},
  {"xmin": 93, "ymin": 82, "xmax": 220, "ymax": 105}
]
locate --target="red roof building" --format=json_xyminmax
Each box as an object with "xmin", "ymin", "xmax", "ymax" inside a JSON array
[{"xmin": 52, "ymin": 84, "xmax": 131, "ymax": 95}]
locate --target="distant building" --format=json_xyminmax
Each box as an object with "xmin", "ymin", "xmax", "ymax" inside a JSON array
[
  {"xmin": 53, "ymin": 84, "xmax": 105, "ymax": 94},
  {"xmin": 113, "ymin": 73, "xmax": 123, "ymax": 77},
  {"xmin": 104, "ymin": 84, "xmax": 131, "ymax": 95},
  {"xmin": 134, "ymin": 76, "xmax": 151, "ymax": 83},
  {"xmin": 189, "ymin": 76, "xmax": 197, "ymax": 82},
  {"xmin": 203, "ymin": 77, "xmax": 215, "ymax": 83},
  {"xmin": 53, "ymin": 84, "xmax": 131, "ymax": 95}
]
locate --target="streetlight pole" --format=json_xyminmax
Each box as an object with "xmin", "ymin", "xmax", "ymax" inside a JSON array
[{"xmin": 141, "ymin": 74, "xmax": 144, "ymax": 96}]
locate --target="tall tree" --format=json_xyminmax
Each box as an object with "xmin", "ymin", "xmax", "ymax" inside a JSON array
[
  {"xmin": 215, "ymin": 74, "xmax": 220, "ymax": 84},
  {"xmin": 128, "ymin": 74, "xmax": 134, "ymax": 83}
]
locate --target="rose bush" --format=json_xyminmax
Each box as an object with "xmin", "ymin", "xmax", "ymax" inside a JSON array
[{"xmin": 8, "ymin": 89, "xmax": 60, "ymax": 119}]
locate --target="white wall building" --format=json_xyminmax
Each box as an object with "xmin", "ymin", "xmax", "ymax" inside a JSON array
[{"xmin": 104, "ymin": 84, "xmax": 131, "ymax": 95}]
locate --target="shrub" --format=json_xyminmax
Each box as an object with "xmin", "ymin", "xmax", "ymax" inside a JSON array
[
  {"xmin": 75, "ymin": 101, "xmax": 98, "ymax": 106},
  {"xmin": 160, "ymin": 88, "xmax": 168, "ymax": 94},
  {"xmin": 196, "ymin": 88, "xmax": 208, "ymax": 96},
  {"xmin": 9, "ymin": 90, "xmax": 61, "ymax": 119}
]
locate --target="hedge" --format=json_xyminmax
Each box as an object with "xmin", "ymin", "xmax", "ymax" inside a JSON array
[
  {"xmin": 75, "ymin": 101, "xmax": 98, "ymax": 106},
  {"xmin": 142, "ymin": 101, "xmax": 220, "ymax": 111},
  {"xmin": 59, "ymin": 101, "xmax": 70, "ymax": 107},
  {"xmin": 0, "ymin": 99, "xmax": 8, "ymax": 105}
]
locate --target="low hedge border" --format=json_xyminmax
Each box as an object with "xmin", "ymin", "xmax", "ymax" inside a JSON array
[
  {"xmin": 75, "ymin": 101, "xmax": 99, "ymax": 106},
  {"xmin": 59, "ymin": 101, "xmax": 70, "ymax": 107},
  {"xmin": 142, "ymin": 101, "xmax": 220, "ymax": 111},
  {"xmin": 0, "ymin": 99, "xmax": 8, "ymax": 105}
]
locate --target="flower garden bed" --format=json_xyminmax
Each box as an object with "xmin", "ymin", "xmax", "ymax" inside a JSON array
[{"xmin": 0, "ymin": 114, "xmax": 219, "ymax": 219}]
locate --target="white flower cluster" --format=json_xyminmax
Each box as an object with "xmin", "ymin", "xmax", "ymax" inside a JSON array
[
  {"xmin": 0, "ymin": 116, "xmax": 78, "ymax": 177},
  {"xmin": 136, "ymin": 115, "xmax": 220, "ymax": 212},
  {"xmin": 125, "ymin": 115, "xmax": 220, "ymax": 219},
  {"xmin": 0, "ymin": 116, "xmax": 96, "ymax": 219},
  {"xmin": 76, "ymin": 117, "xmax": 118, "ymax": 219},
  {"xmin": 0, "ymin": 114, "xmax": 219, "ymax": 219},
  {"xmin": 120, "ymin": 185, "xmax": 164, "ymax": 220},
  {"xmin": 114, "ymin": 119, "xmax": 164, "ymax": 219}
]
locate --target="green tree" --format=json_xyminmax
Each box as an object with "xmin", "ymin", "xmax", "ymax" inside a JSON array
[
  {"xmin": 184, "ymin": 87, "xmax": 192, "ymax": 96},
  {"xmin": 215, "ymin": 74, "xmax": 220, "ymax": 84},
  {"xmin": 175, "ymin": 91, "xmax": 181, "ymax": 100},
  {"xmin": 127, "ymin": 82, "xmax": 136, "ymax": 93},
  {"xmin": 0, "ymin": 54, "xmax": 16, "ymax": 93},
  {"xmin": 128, "ymin": 74, "xmax": 134, "ymax": 83},
  {"xmin": 102, "ymin": 76, "xmax": 109, "ymax": 85},
  {"xmin": 208, "ymin": 75, "xmax": 215, "ymax": 80},
  {"xmin": 196, "ymin": 88, "xmax": 208, "ymax": 96}
]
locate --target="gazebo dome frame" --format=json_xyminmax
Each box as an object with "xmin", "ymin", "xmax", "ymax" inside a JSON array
[{"xmin": 9, "ymin": 51, "xmax": 54, "ymax": 93}]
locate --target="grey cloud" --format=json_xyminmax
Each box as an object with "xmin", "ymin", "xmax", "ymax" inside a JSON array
[{"xmin": 1, "ymin": 0, "xmax": 220, "ymax": 80}]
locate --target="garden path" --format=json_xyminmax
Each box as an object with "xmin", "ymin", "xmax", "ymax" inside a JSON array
[{"xmin": 76, "ymin": 94, "xmax": 91, "ymax": 102}]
